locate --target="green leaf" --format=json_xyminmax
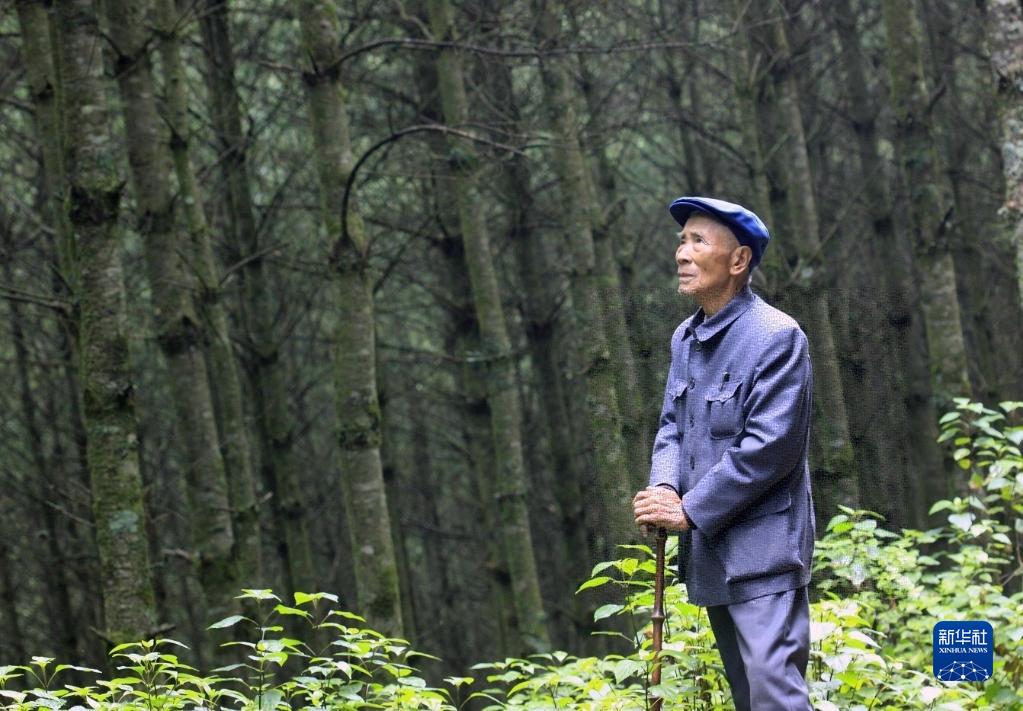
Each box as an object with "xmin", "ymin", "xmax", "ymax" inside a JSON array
[
  {"xmin": 443, "ymin": 676, "xmax": 474, "ymax": 689},
  {"xmin": 949, "ymin": 512, "xmax": 975, "ymax": 531},
  {"xmin": 611, "ymin": 659, "xmax": 644, "ymax": 684},
  {"xmin": 576, "ymin": 576, "xmax": 612, "ymax": 593},
  {"xmin": 939, "ymin": 411, "xmax": 960, "ymax": 424},
  {"xmin": 259, "ymin": 689, "xmax": 283, "ymax": 711},
  {"xmin": 928, "ymin": 500, "xmax": 953, "ymax": 515},
  {"xmin": 328, "ymin": 610, "xmax": 366, "ymax": 622},
  {"xmin": 273, "ymin": 604, "xmax": 311, "ymax": 618},
  {"xmin": 592, "ymin": 604, "xmax": 623, "ymax": 621},
  {"xmin": 237, "ymin": 589, "xmax": 280, "ymax": 602},
  {"xmin": 209, "ymin": 615, "xmax": 249, "ymax": 629},
  {"xmin": 294, "ymin": 591, "xmax": 339, "ymax": 606},
  {"xmin": 826, "ymin": 514, "xmax": 849, "ymax": 531}
]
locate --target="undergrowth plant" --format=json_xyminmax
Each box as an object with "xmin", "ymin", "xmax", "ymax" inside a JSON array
[{"xmin": 1, "ymin": 400, "xmax": 1020, "ymax": 710}]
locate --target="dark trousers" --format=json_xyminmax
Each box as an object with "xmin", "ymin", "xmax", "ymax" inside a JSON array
[{"xmin": 706, "ymin": 586, "xmax": 812, "ymax": 711}]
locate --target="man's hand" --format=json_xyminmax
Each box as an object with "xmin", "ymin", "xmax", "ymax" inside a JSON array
[{"xmin": 633, "ymin": 486, "xmax": 690, "ymax": 534}]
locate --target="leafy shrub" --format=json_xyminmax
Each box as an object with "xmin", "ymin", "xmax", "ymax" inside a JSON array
[{"xmin": 2, "ymin": 400, "xmax": 1020, "ymax": 710}]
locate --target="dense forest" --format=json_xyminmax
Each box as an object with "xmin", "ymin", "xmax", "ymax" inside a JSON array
[{"xmin": 0, "ymin": 0, "xmax": 1021, "ymax": 687}]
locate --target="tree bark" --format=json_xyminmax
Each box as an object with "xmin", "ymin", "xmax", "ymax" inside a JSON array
[
  {"xmin": 830, "ymin": 0, "xmax": 941, "ymax": 526},
  {"xmin": 102, "ymin": 0, "xmax": 240, "ymax": 622},
  {"xmin": 988, "ymin": 0, "xmax": 1023, "ymax": 313},
  {"xmin": 54, "ymin": 0, "xmax": 157, "ymax": 643},
  {"xmin": 199, "ymin": 0, "xmax": 315, "ymax": 596},
  {"xmin": 481, "ymin": 33, "xmax": 597, "ymax": 652},
  {"xmin": 532, "ymin": 0, "xmax": 635, "ymax": 545},
  {"xmin": 880, "ymin": 0, "xmax": 973, "ymax": 405},
  {"xmin": 297, "ymin": 0, "xmax": 403, "ymax": 636},
  {"xmin": 425, "ymin": 0, "xmax": 551, "ymax": 653},
  {"xmin": 564, "ymin": 5, "xmax": 649, "ymax": 492},
  {"xmin": 739, "ymin": 0, "xmax": 861, "ymax": 516},
  {"xmin": 4, "ymin": 261, "xmax": 78, "ymax": 660},
  {"xmin": 154, "ymin": 0, "xmax": 263, "ymax": 585}
]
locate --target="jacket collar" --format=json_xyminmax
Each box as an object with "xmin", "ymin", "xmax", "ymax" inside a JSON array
[{"xmin": 684, "ymin": 284, "xmax": 757, "ymax": 343}]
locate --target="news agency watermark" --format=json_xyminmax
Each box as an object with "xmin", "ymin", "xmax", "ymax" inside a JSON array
[{"xmin": 932, "ymin": 621, "xmax": 993, "ymax": 682}]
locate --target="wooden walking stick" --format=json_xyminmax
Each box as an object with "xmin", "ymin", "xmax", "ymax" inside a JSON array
[{"xmin": 650, "ymin": 526, "xmax": 668, "ymax": 711}]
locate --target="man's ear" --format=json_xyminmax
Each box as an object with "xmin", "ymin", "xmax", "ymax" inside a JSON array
[{"xmin": 730, "ymin": 245, "xmax": 752, "ymax": 275}]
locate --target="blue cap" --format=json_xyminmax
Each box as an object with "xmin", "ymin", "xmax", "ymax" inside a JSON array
[{"xmin": 668, "ymin": 196, "xmax": 771, "ymax": 269}]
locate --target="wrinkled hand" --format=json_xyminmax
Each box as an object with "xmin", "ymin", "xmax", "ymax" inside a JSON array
[{"xmin": 633, "ymin": 486, "xmax": 690, "ymax": 534}]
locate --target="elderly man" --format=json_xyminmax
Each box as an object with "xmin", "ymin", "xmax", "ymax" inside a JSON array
[{"xmin": 633, "ymin": 197, "xmax": 815, "ymax": 711}]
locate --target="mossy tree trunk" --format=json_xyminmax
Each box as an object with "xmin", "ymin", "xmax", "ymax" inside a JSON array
[
  {"xmin": 880, "ymin": 0, "xmax": 972, "ymax": 404},
  {"xmin": 14, "ymin": 0, "xmax": 82, "ymax": 658},
  {"xmin": 154, "ymin": 0, "xmax": 263, "ymax": 585},
  {"xmin": 200, "ymin": 0, "xmax": 315, "ymax": 596},
  {"xmin": 426, "ymin": 0, "xmax": 551, "ymax": 654},
  {"xmin": 54, "ymin": 0, "xmax": 157, "ymax": 643},
  {"xmin": 532, "ymin": 0, "xmax": 634, "ymax": 546},
  {"xmin": 102, "ymin": 0, "xmax": 240, "ymax": 622},
  {"xmin": 831, "ymin": 0, "xmax": 940, "ymax": 525},
  {"xmin": 739, "ymin": 0, "xmax": 861, "ymax": 517},
  {"xmin": 409, "ymin": 45, "xmax": 519, "ymax": 656},
  {"xmin": 488, "ymin": 53, "xmax": 595, "ymax": 652},
  {"xmin": 988, "ymin": 0, "xmax": 1023, "ymax": 311},
  {"xmin": 296, "ymin": 0, "xmax": 403, "ymax": 637}
]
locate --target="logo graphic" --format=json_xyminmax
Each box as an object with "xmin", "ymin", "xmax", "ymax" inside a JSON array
[{"xmin": 932, "ymin": 621, "xmax": 993, "ymax": 682}]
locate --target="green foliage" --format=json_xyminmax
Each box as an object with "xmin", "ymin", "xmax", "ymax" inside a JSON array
[{"xmin": 3, "ymin": 401, "xmax": 1021, "ymax": 710}]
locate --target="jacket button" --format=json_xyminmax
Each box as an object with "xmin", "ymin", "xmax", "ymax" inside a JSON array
[{"xmin": 693, "ymin": 341, "xmax": 703, "ymax": 351}]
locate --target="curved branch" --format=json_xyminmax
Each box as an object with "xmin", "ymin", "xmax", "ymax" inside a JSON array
[{"xmin": 338, "ymin": 124, "xmax": 527, "ymax": 258}]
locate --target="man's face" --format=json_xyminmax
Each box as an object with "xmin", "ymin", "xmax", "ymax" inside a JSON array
[{"xmin": 675, "ymin": 213, "xmax": 745, "ymax": 300}]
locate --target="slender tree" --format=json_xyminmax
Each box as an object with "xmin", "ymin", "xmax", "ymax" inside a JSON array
[
  {"xmin": 54, "ymin": 0, "xmax": 157, "ymax": 642},
  {"xmin": 987, "ymin": 0, "xmax": 1023, "ymax": 308},
  {"xmin": 154, "ymin": 0, "xmax": 263, "ymax": 584},
  {"xmin": 425, "ymin": 0, "xmax": 551, "ymax": 652},
  {"xmin": 200, "ymin": 0, "xmax": 315, "ymax": 596},
  {"xmin": 738, "ymin": 0, "xmax": 861, "ymax": 515},
  {"xmin": 532, "ymin": 0, "xmax": 635, "ymax": 542},
  {"xmin": 830, "ymin": 0, "xmax": 940, "ymax": 524},
  {"xmin": 297, "ymin": 0, "xmax": 403, "ymax": 636},
  {"xmin": 102, "ymin": 0, "xmax": 240, "ymax": 621},
  {"xmin": 880, "ymin": 0, "xmax": 972, "ymax": 403}
]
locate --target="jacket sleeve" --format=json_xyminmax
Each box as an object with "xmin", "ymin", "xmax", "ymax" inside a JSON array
[
  {"xmin": 648, "ymin": 325, "xmax": 685, "ymax": 491},
  {"xmin": 681, "ymin": 326, "xmax": 812, "ymax": 539}
]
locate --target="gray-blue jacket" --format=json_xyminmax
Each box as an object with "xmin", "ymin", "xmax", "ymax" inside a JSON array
[{"xmin": 649, "ymin": 284, "xmax": 816, "ymax": 606}]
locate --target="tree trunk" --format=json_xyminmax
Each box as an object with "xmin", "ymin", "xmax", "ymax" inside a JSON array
[
  {"xmin": 14, "ymin": 0, "xmax": 84, "ymax": 657},
  {"xmin": 297, "ymin": 0, "xmax": 403, "ymax": 636},
  {"xmin": 740, "ymin": 0, "xmax": 861, "ymax": 517},
  {"xmin": 564, "ymin": 5, "xmax": 649, "ymax": 492},
  {"xmin": 199, "ymin": 0, "xmax": 315, "ymax": 596},
  {"xmin": 988, "ymin": 0, "xmax": 1023, "ymax": 312},
  {"xmin": 532, "ymin": 0, "xmax": 635, "ymax": 546},
  {"xmin": 54, "ymin": 0, "xmax": 157, "ymax": 643},
  {"xmin": 880, "ymin": 0, "xmax": 972, "ymax": 405},
  {"xmin": 154, "ymin": 0, "xmax": 263, "ymax": 586},
  {"xmin": 426, "ymin": 0, "xmax": 551, "ymax": 653},
  {"xmin": 831, "ymin": 0, "xmax": 941, "ymax": 526},
  {"xmin": 483, "ymin": 37, "xmax": 597, "ymax": 652},
  {"xmin": 103, "ymin": 0, "xmax": 240, "ymax": 622},
  {"xmin": 4, "ymin": 263, "xmax": 78, "ymax": 660},
  {"xmin": 0, "ymin": 513, "xmax": 26, "ymax": 661}
]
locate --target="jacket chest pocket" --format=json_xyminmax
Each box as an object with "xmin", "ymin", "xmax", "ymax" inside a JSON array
[
  {"xmin": 672, "ymin": 379, "xmax": 689, "ymax": 435},
  {"xmin": 705, "ymin": 380, "xmax": 743, "ymax": 439}
]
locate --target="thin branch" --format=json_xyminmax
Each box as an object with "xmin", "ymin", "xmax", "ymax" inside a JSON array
[
  {"xmin": 339, "ymin": 123, "xmax": 528, "ymax": 256},
  {"xmin": 0, "ymin": 285, "xmax": 71, "ymax": 315}
]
